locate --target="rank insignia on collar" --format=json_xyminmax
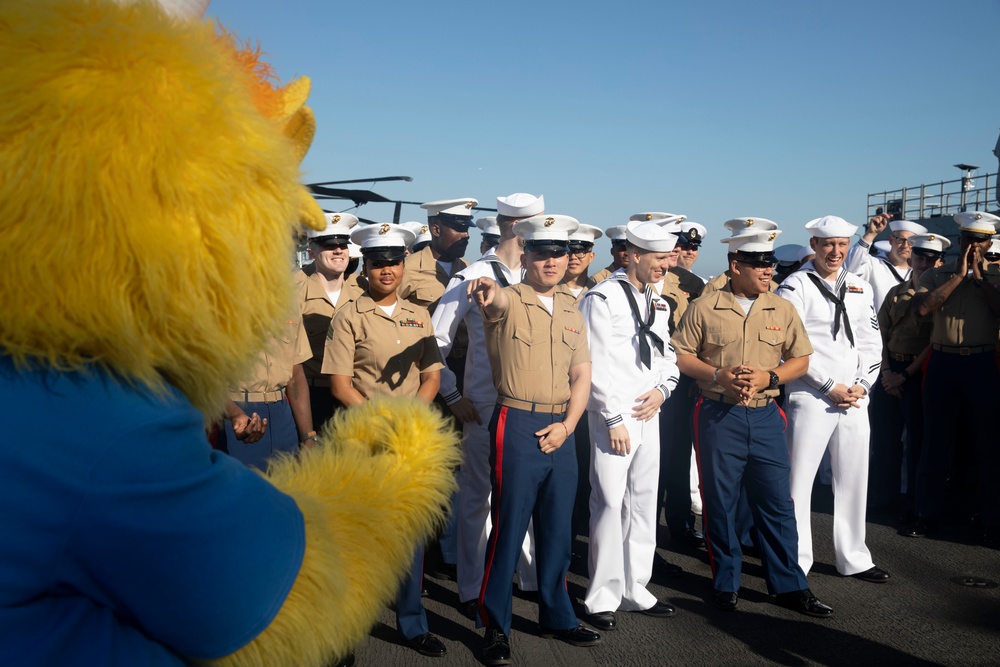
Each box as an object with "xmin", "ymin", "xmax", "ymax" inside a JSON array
[
  {"xmin": 847, "ymin": 285, "xmax": 865, "ymax": 294},
  {"xmin": 400, "ymin": 318, "xmax": 424, "ymax": 328},
  {"xmin": 765, "ymin": 325, "xmax": 782, "ymax": 331},
  {"xmin": 564, "ymin": 326, "xmax": 581, "ymax": 334}
]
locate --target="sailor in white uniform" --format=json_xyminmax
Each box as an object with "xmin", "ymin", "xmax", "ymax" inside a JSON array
[
  {"xmin": 431, "ymin": 192, "xmax": 543, "ymax": 613},
  {"xmin": 845, "ymin": 216, "xmax": 927, "ymax": 311},
  {"xmin": 579, "ymin": 220, "xmax": 680, "ymax": 630},
  {"xmin": 775, "ymin": 215, "xmax": 890, "ymax": 583}
]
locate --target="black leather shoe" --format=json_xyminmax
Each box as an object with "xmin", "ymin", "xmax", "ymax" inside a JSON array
[
  {"xmin": 541, "ymin": 624, "xmax": 602, "ymax": 647},
  {"xmin": 653, "ymin": 554, "xmax": 684, "ymax": 577},
  {"xmin": 587, "ymin": 611, "xmax": 617, "ymax": 630},
  {"xmin": 850, "ymin": 566, "xmax": 891, "ymax": 583},
  {"xmin": 638, "ymin": 600, "xmax": 676, "ymax": 617},
  {"xmin": 460, "ymin": 599, "xmax": 479, "ymax": 620},
  {"xmin": 899, "ymin": 518, "xmax": 934, "ymax": 538},
  {"xmin": 405, "ymin": 633, "xmax": 447, "ymax": 658},
  {"xmin": 427, "ymin": 561, "xmax": 457, "ymax": 581},
  {"xmin": 774, "ymin": 589, "xmax": 834, "ymax": 618},
  {"xmin": 686, "ymin": 528, "xmax": 707, "ymax": 549},
  {"xmin": 481, "ymin": 628, "xmax": 511, "ymax": 666},
  {"xmin": 714, "ymin": 591, "xmax": 738, "ymax": 611}
]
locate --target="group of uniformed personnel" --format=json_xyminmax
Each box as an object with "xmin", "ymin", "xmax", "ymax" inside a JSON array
[{"xmin": 218, "ymin": 195, "xmax": 1000, "ymax": 666}]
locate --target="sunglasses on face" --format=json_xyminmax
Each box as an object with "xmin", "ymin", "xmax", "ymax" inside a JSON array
[
  {"xmin": 568, "ymin": 244, "xmax": 593, "ymax": 255},
  {"xmin": 738, "ymin": 260, "xmax": 777, "ymax": 270}
]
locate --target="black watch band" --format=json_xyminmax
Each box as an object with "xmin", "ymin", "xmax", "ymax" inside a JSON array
[{"xmin": 768, "ymin": 370, "xmax": 780, "ymax": 388}]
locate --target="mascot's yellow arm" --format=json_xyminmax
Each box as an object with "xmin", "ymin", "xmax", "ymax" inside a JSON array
[{"xmin": 198, "ymin": 397, "xmax": 461, "ymax": 667}]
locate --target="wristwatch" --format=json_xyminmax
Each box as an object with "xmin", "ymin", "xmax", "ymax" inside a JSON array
[{"xmin": 767, "ymin": 370, "xmax": 780, "ymax": 388}]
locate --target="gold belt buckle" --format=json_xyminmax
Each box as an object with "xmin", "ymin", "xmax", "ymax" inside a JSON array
[{"xmin": 960, "ymin": 347, "xmax": 971, "ymax": 356}]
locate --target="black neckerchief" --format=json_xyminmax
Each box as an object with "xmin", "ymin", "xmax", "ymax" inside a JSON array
[
  {"xmin": 489, "ymin": 260, "xmax": 510, "ymax": 287},
  {"xmin": 877, "ymin": 256, "xmax": 908, "ymax": 284},
  {"xmin": 616, "ymin": 278, "xmax": 663, "ymax": 369},
  {"xmin": 806, "ymin": 271, "xmax": 855, "ymax": 347}
]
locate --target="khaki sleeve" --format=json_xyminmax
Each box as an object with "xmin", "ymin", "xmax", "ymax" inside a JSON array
[
  {"xmin": 670, "ymin": 304, "xmax": 702, "ymax": 357},
  {"xmin": 419, "ymin": 319, "xmax": 445, "ymax": 373},
  {"xmin": 321, "ymin": 310, "xmax": 357, "ymax": 376},
  {"xmin": 570, "ymin": 315, "xmax": 590, "ymax": 367},
  {"xmin": 293, "ymin": 320, "xmax": 312, "ymax": 366}
]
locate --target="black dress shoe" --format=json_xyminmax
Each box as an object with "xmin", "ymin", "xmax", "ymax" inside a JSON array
[
  {"xmin": 427, "ymin": 562, "xmax": 457, "ymax": 581},
  {"xmin": 540, "ymin": 624, "xmax": 602, "ymax": 647},
  {"xmin": 850, "ymin": 566, "xmax": 891, "ymax": 583},
  {"xmin": 587, "ymin": 611, "xmax": 617, "ymax": 630},
  {"xmin": 774, "ymin": 589, "xmax": 833, "ymax": 618},
  {"xmin": 405, "ymin": 633, "xmax": 447, "ymax": 658},
  {"xmin": 638, "ymin": 600, "xmax": 676, "ymax": 618},
  {"xmin": 653, "ymin": 554, "xmax": 684, "ymax": 577},
  {"xmin": 714, "ymin": 591, "xmax": 738, "ymax": 611},
  {"xmin": 686, "ymin": 528, "xmax": 707, "ymax": 549},
  {"xmin": 899, "ymin": 518, "xmax": 934, "ymax": 538},
  {"xmin": 482, "ymin": 628, "xmax": 511, "ymax": 666},
  {"xmin": 460, "ymin": 599, "xmax": 479, "ymax": 620}
]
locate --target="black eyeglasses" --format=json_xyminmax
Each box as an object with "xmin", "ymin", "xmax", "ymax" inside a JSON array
[
  {"xmin": 315, "ymin": 241, "xmax": 349, "ymax": 250},
  {"xmin": 737, "ymin": 260, "xmax": 777, "ymax": 269}
]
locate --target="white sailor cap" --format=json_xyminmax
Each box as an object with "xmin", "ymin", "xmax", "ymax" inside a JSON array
[
  {"xmin": 514, "ymin": 214, "xmax": 579, "ymax": 252},
  {"xmin": 629, "ymin": 211, "xmax": 686, "ymax": 224},
  {"xmin": 606, "ymin": 225, "xmax": 629, "ymax": 245},
  {"xmin": 421, "ymin": 198, "xmax": 478, "ymax": 227},
  {"xmin": 476, "ymin": 216, "xmax": 500, "ymax": 237},
  {"xmin": 568, "ymin": 224, "xmax": 603, "ymax": 247},
  {"xmin": 955, "ymin": 211, "xmax": 1000, "ymax": 239},
  {"xmin": 400, "ymin": 221, "xmax": 431, "ymax": 248},
  {"xmin": 773, "ymin": 243, "xmax": 804, "ymax": 266},
  {"xmin": 723, "ymin": 217, "xmax": 779, "ymax": 233},
  {"xmin": 805, "ymin": 215, "xmax": 858, "ymax": 238},
  {"xmin": 723, "ymin": 229, "xmax": 782, "ymax": 261},
  {"xmin": 988, "ymin": 238, "xmax": 1000, "ymax": 258},
  {"xmin": 909, "ymin": 233, "xmax": 952, "ymax": 257},
  {"xmin": 874, "ymin": 240, "xmax": 891, "ymax": 256},
  {"xmin": 496, "ymin": 193, "xmax": 544, "ymax": 218},
  {"xmin": 797, "ymin": 245, "xmax": 815, "ymax": 262},
  {"xmin": 347, "ymin": 242, "xmax": 362, "ymax": 259},
  {"xmin": 676, "ymin": 222, "xmax": 707, "ymax": 246},
  {"xmin": 350, "ymin": 223, "xmax": 416, "ymax": 261},
  {"xmin": 307, "ymin": 212, "xmax": 360, "ymax": 240},
  {"xmin": 625, "ymin": 220, "xmax": 678, "ymax": 253},
  {"xmin": 888, "ymin": 220, "xmax": 927, "ymax": 235}
]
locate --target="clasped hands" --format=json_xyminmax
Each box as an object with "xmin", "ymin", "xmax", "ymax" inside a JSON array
[{"xmin": 717, "ymin": 364, "xmax": 769, "ymax": 406}]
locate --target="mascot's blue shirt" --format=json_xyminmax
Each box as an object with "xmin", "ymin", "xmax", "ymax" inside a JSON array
[{"xmin": 0, "ymin": 357, "xmax": 305, "ymax": 665}]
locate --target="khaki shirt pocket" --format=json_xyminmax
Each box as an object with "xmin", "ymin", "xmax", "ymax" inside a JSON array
[
  {"xmin": 703, "ymin": 330, "xmax": 737, "ymax": 368},
  {"xmin": 511, "ymin": 326, "xmax": 546, "ymax": 371},
  {"xmin": 757, "ymin": 329, "xmax": 786, "ymax": 369}
]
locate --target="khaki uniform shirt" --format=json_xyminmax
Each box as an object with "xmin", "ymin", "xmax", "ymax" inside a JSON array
[
  {"xmin": 398, "ymin": 245, "xmax": 468, "ymax": 313},
  {"xmin": 483, "ymin": 284, "xmax": 590, "ymax": 405},
  {"xmin": 234, "ymin": 294, "xmax": 312, "ymax": 393},
  {"xmin": 652, "ymin": 272, "xmax": 689, "ymax": 333},
  {"xmin": 323, "ymin": 295, "xmax": 444, "ymax": 399},
  {"xmin": 588, "ymin": 264, "xmax": 618, "ymax": 287},
  {"xmin": 672, "ymin": 285, "xmax": 813, "ymax": 399},
  {"xmin": 700, "ymin": 271, "xmax": 779, "ymax": 298},
  {"xmin": 300, "ymin": 272, "xmax": 363, "ymax": 380},
  {"xmin": 877, "ymin": 278, "xmax": 932, "ymax": 356},
  {"xmin": 916, "ymin": 260, "xmax": 1000, "ymax": 347}
]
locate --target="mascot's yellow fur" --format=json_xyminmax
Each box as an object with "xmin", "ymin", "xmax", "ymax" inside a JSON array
[{"xmin": 0, "ymin": 1, "xmax": 457, "ymax": 665}]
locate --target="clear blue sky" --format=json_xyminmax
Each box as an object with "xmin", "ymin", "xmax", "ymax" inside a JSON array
[{"xmin": 209, "ymin": 0, "xmax": 1000, "ymax": 273}]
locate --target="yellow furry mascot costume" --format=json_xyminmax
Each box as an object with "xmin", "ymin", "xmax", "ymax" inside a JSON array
[{"xmin": 0, "ymin": 1, "xmax": 458, "ymax": 665}]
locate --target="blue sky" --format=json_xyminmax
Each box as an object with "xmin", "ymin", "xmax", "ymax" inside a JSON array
[{"xmin": 209, "ymin": 0, "xmax": 1000, "ymax": 273}]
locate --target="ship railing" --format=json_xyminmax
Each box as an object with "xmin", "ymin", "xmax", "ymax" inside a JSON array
[{"xmin": 866, "ymin": 171, "xmax": 997, "ymax": 221}]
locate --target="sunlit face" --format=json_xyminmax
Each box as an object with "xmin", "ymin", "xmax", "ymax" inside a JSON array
[
  {"xmin": 565, "ymin": 244, "xmax": 595, "ymax": 280},
  {"xmin": 633, "ymin": 249, "xmax": 672, "ymax": 286},
  {"xmin": 665, "ymin": 248, "xmax": 680, "ymax": 269},
  {"xmin": 309, "ymin": 240, "xmax": 350, "ymax": 278},
  {"xmin": 363, "ymin": 257, "xmax": 404, "ymax": 300},
  {"xmin": 431, "ymin": 220, "xmax": 470, "ymax": 261},
  {"xmin": 810, "ymin": 237, "xmax": 851, "ymax": 275},
  {"xmin": 523, "ymin": 249, "xmax": 569, "ymax": 290},
  {"xmin": 730, "ymin": 257, "xmax": 776, "ymax": 295},
  {"xmin": 888, "ymin": 231, "xmax": 914, "ymax": 263},
  {"xmin": 676, "ymin": 243, "xmax": 699, "ymax": 270}
]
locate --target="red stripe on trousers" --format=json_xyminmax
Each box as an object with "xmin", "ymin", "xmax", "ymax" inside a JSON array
[{"xmin": 478, "ymin": 406, "xmax": 507, "ymax": 626}]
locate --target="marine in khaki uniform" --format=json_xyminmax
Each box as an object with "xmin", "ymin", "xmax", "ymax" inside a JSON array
[
  {"xmin": 905, "ymin": 212, "xmax": 1000, "ymax": 545},
  {"xmin": 588, "ymin": 225, "xmax": 629, "ymax": 286},
  {"xmin": 467, "ymin": 214, "xmax": 598, "ymax": 665},
  {"xmin": 673, "ymin": 228, "xmax": 833, "ymax": 618},
  {"xmin": 870, "ymin": 233, "xmax": 948, "ymax": 519},
  {"xmin": 299, "ymin": 212, "xmax": 364, "ymax": 427},
  {"xmin": 324, "ymin": 222, "xmax": 448, "ymax": 659},
  {"xmin": 222, "ymin": 284, "xmax": 314, "ymax": 470},
  {"xmin": 398, "ymin": 198, "xmax": 476, "ymax": 312}
]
